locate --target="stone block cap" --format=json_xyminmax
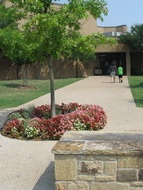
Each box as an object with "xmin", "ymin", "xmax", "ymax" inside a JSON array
[{"xmin": 52, "ymin": 131, "xmax": 143, "ymax": 156}]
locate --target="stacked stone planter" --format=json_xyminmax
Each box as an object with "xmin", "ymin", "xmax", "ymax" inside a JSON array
[{"xmin": 52, "ymin": 131, "xmax": 143, "ymax": 190}]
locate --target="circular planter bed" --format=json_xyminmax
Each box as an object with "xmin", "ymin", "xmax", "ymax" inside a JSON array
[{"xmin": 1, "ymin": 103, "xmax": 107, "ymax": 140}]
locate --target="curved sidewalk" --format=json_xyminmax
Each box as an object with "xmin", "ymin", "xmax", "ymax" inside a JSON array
[
  {"xmin": 0, "ymin": 76, "xmax": 143, "ymax": 190},
  {"xmin": 17, "ymin": 75, "xmax": 143, "ymax": 131}
]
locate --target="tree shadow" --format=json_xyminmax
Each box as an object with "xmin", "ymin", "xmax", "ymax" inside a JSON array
[
  {"xmin": 32, "ymin": 161, "xmax": 55, "ymax": 190},
  {"xmin": 128, "ymin": 82, "xmax": 143, "ymax": 106},
  {"xmin": 0, "ymin": 83, "xmax": 21, "ymax": 88},
  {"xmin": 128, "ymin": 97, "xmax": 143, "ymax": 107},
  {"xmin": 129, "ymin": 82, "xmax": 143, "ymax": 88},
  {"xmin": 134, "ymin": 99, "xmax": 143, "ymax": 107},
  {"xmin": 1, "ymin": 83, "xmax": 37, "ymax": 89},
  {"xmin": 128, "ymin": 99, "xmax": 136, "ymax": 104}
]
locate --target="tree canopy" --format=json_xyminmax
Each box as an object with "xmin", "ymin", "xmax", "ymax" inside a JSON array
[
  {"xmin": 119, "ymin": 24, "xmax": 143, "ymax": 52},
  {"xmin": 1, "ymin": 0, "xmax": 116, "ymax": 117},
  {"xmin": 0, "ymin": 1, "xmax": 23, "ymax": 29}
]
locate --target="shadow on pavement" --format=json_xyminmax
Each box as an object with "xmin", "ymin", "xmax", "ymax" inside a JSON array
[{"xmin": 32, "ymin": 161, "xmax": 55, "ymax": 190}]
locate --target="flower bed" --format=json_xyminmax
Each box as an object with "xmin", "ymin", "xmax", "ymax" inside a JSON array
[{"xmin": 1, "ymin": 103, "xmax": 107, "ymax": 140}]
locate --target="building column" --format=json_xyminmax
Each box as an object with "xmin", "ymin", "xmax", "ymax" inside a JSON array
[{"xmin": 126, "ymin": 49, "xmax": 131, "ymax": 76}]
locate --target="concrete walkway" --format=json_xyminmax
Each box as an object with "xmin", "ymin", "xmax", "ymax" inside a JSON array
[{"xmin": 0, "ymin": 76, "xmax": 143, "ymax": 190}]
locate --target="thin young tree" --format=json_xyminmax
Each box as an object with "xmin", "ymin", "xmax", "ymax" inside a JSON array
[{"xmin": 8, "ymin": 0, "xmax": 112, "ymax": 117}]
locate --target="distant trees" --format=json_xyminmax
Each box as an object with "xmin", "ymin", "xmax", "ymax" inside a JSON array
[
  {"xmin": 120, "ymin": 24, "xmax": 143, "ymax": 52},
  {"xmin": 0, "ymin": 2, "xmax": 33, "ymax": 85}
]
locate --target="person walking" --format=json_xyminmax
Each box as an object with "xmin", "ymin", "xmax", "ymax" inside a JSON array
[
  {"xmin": 109, "ymin": 61, "xmax": 117, "ymax": 83},
  {"xmin": 117, "ymin": 64, "xmax": 123, "ymax": 83}
]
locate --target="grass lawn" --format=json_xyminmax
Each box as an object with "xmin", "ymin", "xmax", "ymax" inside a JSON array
[
  {"xmin": 1, "ymin": 76, "xmax": 143, "ymax": 109},
  {"xmin": 0, "ymin": 78, "xmax": 82, "ymax": 109},
  {"xmin": 128, "ymin": 76, "xmax": 143, "ymax": 108}
]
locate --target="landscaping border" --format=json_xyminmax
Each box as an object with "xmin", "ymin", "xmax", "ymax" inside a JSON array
[{"xmin": 52, "ymin": 131, "xmax": 143, "ymax": 190}]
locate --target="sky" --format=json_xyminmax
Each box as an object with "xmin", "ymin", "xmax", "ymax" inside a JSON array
[{"xmin": 56, "ymin": 0, "xmax": 143, "ymax": 31}]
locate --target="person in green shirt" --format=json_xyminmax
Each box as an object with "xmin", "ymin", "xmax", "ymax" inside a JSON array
[{"xmin": 117, "ymin": 64, "xmax": 123, "ymax": 83}]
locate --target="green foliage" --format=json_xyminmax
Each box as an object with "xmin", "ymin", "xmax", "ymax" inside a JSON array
[
  {"xmin": 24, "ymin": 126, "xmax": 39, "ymax": 139},
  {"xmin": 65, "ymin": 32, "xmax": 116, "ymax": 62},
  {"xmin": 66, "ymin": 0, "xmax": 108, "ymax": 22},
  {"xmin": 0, "ymin": 3, "xmax": 26, "ymax": 60},
  {"xmin": 119, "ymin": 24, "xmax": 143, "ymax": 52},
  {"xmin": 0, "ymin": 3, "xmax": 23, "ymax": 29},
  {"xmin": 17, "ymin": 0, "xmax": 111, "ymax": 116},
  {"xmin": 1, "ymin": 0, "xmax": 116, "ymax": 116},
  {"xmin": 7, "ymin": 112, "xmax": 22, "ymax": 121},
  {"xmin": 0, "ymin": 29, "xmax": 23, "ymax": 61},
  {"xmin": 21, "ymin": 0, "xmax": 111, "ymax": 61},
  {"xmin": 0, "ymin": 27, "xmax": 40, "ymax": 65},
  {"xmin": 19, "ymin": 106, "xmax": 35, "ymax": 119},
  {"xmin": 1, "ymin": 0, "xmax": 115, "ymax": 64},
  {"xmin": 73, "ymin": 120, "xmax": 87, "ymax": 131},
  {"xmin": 11, "ymin": 127, "xmax": 20, "ymax": 138},
  {"xmin": 10, "ymin": 0, "xmax": 59, "ymax": 14}
]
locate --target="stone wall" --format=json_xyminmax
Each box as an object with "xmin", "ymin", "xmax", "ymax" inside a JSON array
[{"xmin": 52, "ymin": 131, "xmax": 143, "ymax": 190}]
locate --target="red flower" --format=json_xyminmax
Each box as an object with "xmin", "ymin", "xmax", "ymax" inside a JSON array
[{"xmin": 1, "ymin": 103, "xmax": 107, "ymax": 140}]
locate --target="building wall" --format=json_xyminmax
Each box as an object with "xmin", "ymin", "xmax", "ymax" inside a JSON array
[
  {"xmin": 79, "ymin": 14, "xmax": 128, "ymax": 36},
  {"xmin": 0, "ymin": 56, "xmax": 17, "ymax": 80},
  {"xmin": 77, "ymin": 15, "xmax": 131, "ymax": 76},
  {"xmin": 80, "ymin": 16, "xmax": 98, "ymax": 35},
  {"xmin": 0, "ymin": 59, "xmax": 88, "ymax": 80},
  {"xmin": 97, "ymin": 25, "xmax": 128, "ymax": 33},
  {"xmin": 1, "ymin": 2, "xmax": 134, "ymax": 79}
]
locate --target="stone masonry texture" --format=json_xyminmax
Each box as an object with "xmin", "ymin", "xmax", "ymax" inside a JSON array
[{"xmin": 52, "ymin": 131, "xmax": 143, "ymax": 190}]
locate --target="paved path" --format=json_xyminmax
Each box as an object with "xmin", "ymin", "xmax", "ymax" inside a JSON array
[
  {"xmin": 17, "ymin": 76, "xmax": 143, "ymax": 131},
  {"xmin": 0, "ymin": 76, "xmax": 143, "ymax": 190}
]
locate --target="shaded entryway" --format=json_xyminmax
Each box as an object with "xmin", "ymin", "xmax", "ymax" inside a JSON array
[
  {"xmin": 131, "ymin": 52, "xmax": 143, "ymax": 75},
  {"xmin": 99, "ymin": 53, "xmax": 126, "ymax": 75}
]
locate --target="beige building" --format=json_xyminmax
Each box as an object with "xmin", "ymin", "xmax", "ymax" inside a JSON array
[
  {"xmin": 79, "ymin": 15, "xmax": 130, "ymax": 76},
  {"xmin": 1, "ymin": 2, "xmax": 143, "ymax": 80},
  {"xmin": 79, "ymin": 15, "xmax": 143, "ymax": 77}
]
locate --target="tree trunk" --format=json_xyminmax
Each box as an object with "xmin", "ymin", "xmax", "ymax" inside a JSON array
[
  {"xmin": 22, "ymin": 64, "xmax": 30, "ymax": 86},
  {"xmin": 48, "ymin": 55, "xmax": 56, "ymax": 117},
  {"xmin": 16, "ymin": 64, "xmax": 20, "ymax": 79},
  {"xmin": 75, "ymin": 57, "xmax": 79, "ymax": 78}
]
